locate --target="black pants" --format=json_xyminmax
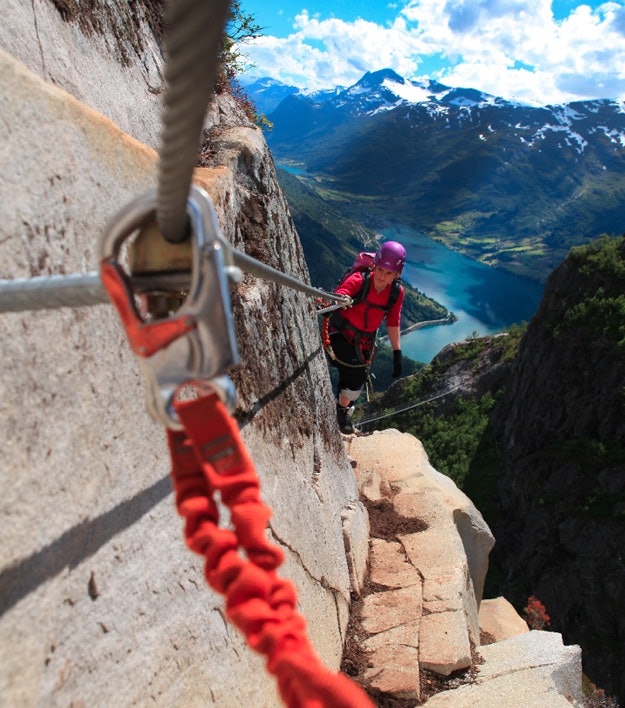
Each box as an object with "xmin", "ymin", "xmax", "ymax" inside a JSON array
[{"xmin": 328, "ymin": 330, "xmax": 372, "ymax": 396}]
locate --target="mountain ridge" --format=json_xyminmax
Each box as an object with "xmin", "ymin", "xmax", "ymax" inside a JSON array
[
  {"xmin": 243, "ymin": 67, "xmax": 625, "ymax": 115},
  {"xmin": 244, "ymin": 69, "xmax": 625, "ymax": 283}
]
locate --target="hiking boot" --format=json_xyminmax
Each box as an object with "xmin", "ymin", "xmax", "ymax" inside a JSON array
[{"xmin": 336, "ymin": 403, "xmax": 355, "ymax": 435}]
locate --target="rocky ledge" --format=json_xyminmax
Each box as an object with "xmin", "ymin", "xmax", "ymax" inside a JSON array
[{"xmin": 340, "ymin": 429, "xmax": 584, "ymax": 706}]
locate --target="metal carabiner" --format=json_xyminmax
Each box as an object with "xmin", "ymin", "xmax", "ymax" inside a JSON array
[{"xmin": 99, "ymin": 185, "xmax": 240, "ymax": 430}]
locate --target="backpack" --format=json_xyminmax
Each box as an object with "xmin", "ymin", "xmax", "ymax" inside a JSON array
[{"xmin": 335, "ymin": 252, "xmax": 401, "ymax": 314}]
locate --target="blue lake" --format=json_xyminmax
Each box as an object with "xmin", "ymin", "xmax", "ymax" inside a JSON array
[{"xmin": 382, "ymin": 224, "xmax": 545, "ymax": 363}]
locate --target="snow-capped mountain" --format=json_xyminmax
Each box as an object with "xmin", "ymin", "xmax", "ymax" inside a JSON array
[
  {"xmin": 238, "ymin": 75, "xmax": 343, "ymax": 114},
  {"xmin": 260, "ymin": 68, "xmax": 625, "ymax": 154},
  {"xmin": 236, "ymin": 76, "xmax": 299, "ymax": 115},
  {"xmin": 245, "ymin": 69, "xmax": 625, "ymax": 280},
  {"xmin": 329, "ymin": 68, "xmax": 502, "ymax": 113}
]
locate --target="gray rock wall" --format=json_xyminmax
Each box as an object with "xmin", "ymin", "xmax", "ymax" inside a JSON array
[
  {"xmin": 1, "ymin": 0, "xmax": 166, "ymax": 149},
  {"xmin": 0, "ymin": 8, "xmax": 367, "ymax": 703}
]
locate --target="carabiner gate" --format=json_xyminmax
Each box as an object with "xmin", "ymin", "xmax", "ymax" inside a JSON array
[{"xmin": 99, "ymin": 185, "xmax": 240, "ymax": 430}]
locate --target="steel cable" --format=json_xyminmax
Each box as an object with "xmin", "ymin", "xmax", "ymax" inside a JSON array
[
  {"xmin": 0, "ymin": 273, "xmax": 107, "ymax": 312},
  {"xmin": 357, "ymin": 384, "xmax": 464, "ymax": 427},
  {"xmin": 157, "ymin": 0, "xmax": 231, "ymax": 243},
  {"xmin": 230, "ymin": 248, "xmax": 350, "ymax": 309},
  {"xmin": 0, "ymin": 263, "xmax": 349, "ymax": 313}
]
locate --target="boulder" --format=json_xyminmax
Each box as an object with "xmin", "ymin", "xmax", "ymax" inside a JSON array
[
  {"xmin": 348, "ymin": 428, "xmax": 495, "ymax": 681},
  {"xmin": 479, "ymin": 596, "xmax": 529, "ymax": 642},
  {"xmin": 345, "ymin": 430, "xmax": 583, "ymax": 707},
  {"xmin": 424, "ymin": 631, "xmax": 584, "ymax": 706}
]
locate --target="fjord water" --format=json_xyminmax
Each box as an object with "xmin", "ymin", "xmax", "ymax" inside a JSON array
[{"xmin": 384, "ymin": 224, "xmax": 545, "ymax": 364}]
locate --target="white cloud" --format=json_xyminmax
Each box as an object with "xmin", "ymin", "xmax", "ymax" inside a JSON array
[
  {"xmin": 242, "ymin": 1, "xmax": 625, "ymax": 104},
  {"xmin": 245, "ymin": 11, "xmax": 423, "ymax": 90}
]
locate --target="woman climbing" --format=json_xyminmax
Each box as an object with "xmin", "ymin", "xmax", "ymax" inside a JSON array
[{"xmin": 328, "ymin": 240, "xmax": 406, "ymax": 434}]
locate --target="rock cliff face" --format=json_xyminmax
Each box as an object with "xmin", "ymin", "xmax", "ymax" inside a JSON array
[
  {"xmin": 0, "ymin": 3, "xmax": 590, "ymax": 706},
  {"xmin": 0, "ymin": 4, "xmax": 368, "ymax": 704},
  {"xmin": 492, "ymin": 238, "xmax": 625, "ymax": 701},
  {"xmin": 1, "ymin": 0, "xmax": 166, "ymax": 149}
]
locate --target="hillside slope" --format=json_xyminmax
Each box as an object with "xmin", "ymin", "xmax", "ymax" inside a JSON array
[
  {"xmin": 258, "ymin": 70, "xmax": 625, "ymax": 282},
  {"xmin": 492, "ymin": 236, "xmax": 625, "ymax": 701}
]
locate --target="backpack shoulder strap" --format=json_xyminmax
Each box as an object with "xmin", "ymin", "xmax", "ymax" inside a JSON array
[
  {"xmin": 351, "ymin": 270, "xmax": 371, "ymax": 305},
  {"xmin": 359, "ymin": 276, "xmax": 400, "ymax": 313},
  {"xmin": 386, "ymin": 279, "xmax": 401, "ymax": 312}
]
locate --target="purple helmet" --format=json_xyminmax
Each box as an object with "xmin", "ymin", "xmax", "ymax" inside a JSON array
[{"xmin": 374, "ymin": 241, "xmax": 406, "ymax": 275}]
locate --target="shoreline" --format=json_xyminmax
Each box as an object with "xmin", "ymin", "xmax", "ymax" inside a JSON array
[
  {"xmin": 400, "ymin": 312, "xmax": 456, "ymax": 335},
  {"xmin": 379, "ymin": 312, "xmax": 456, "ymax": 344}
]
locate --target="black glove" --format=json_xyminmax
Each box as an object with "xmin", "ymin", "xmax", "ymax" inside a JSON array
[{"xmin": 392, "ymin": 349, "xmax": 402, "ymax": 378}]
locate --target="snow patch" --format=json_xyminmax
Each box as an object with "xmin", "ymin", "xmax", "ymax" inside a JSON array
[
  {"xmin": 530, "ymin": 124, "xmax": 588, "ymax": 152},
  {"xmin": 381, "ymin": 78, "xmax": 432, "ymax": 104}
]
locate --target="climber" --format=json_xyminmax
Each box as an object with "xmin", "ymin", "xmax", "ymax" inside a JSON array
[{"xmin": 328, "ymin": 240, "xmax": 406, "ymax": 434}]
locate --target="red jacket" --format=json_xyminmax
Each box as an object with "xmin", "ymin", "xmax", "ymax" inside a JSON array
[{"xmin": 334, "ymin": 271, "xmax": 404, "ymax": 334}]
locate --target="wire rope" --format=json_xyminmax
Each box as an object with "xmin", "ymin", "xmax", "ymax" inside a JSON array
[
  {"xmin": 357, "ymin": 383, "xmax": 464, "ymax": 427},
  {"xmin": 0, "ymin": 258, "xmax": 349, "ymax": 313},
  {"xmin": 156, "ymin": 0, "xmax": 231, "ymax": 243}
]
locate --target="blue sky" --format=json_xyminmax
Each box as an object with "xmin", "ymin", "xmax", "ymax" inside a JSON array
[{"xmin": 239, "ymin": 0, "xmax": 625, "ymax": 105}]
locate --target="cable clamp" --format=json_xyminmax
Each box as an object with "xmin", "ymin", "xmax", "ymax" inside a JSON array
[{"xmin": 99, "ymin": 185, "xmax": 240, "ymax": 429}]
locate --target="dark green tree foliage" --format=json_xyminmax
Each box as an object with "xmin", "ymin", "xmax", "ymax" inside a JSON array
[
  {"xmin": 216, "ymin": 1, "xmax": 263, "ymax": 88},
  {"xmin": 415, "ymin": 393, "xmax": 495, "ymax": 486},
  {"xmin": 547, "ymin": 235, "xmax": 625, "ymax": 349}
]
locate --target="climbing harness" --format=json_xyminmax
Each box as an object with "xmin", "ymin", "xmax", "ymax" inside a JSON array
[
  {"xmin": 321, "ymin": 316, "xmax": 370, "ymax": 367},
  {"xmin": 325, "ymin": 255, "xmax": 401, "ymax": 358},
  {"xmin": 321, "ymin": 315, "xmax": 376, "ymax": 403}
]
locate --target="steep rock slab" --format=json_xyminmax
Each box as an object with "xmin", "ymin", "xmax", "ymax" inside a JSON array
[
  {"xmin": 1, "ymin": 0, "xmax": 165, "ymax": 148},
  {"xmin": 361, "ymin": 586, "xmax": 422, "ymax": 635},
  {"xmin": 0, "ymin": 50, "xmax": 365, "ymax": 706},
  {"xmin": 368, "ymin": 538, "xmax": 422, "ymax": 589},
  {"xmin": 348, "ymin": 429, "xmax": 494, "ymax": 677},
  {"xmin": 363, "ymin": 622, "xmax": 421, "ymax": 700},
  {"xmin": 419, "ymin": 609, "xmax": 472, "ymax": 677},
  {"xmin": 423, "ymin": 630, "xmax": 584, "ymax": 706},
  {"xmin": 341, "ymin": 501, "xmax": 371, "ymax": 595}
]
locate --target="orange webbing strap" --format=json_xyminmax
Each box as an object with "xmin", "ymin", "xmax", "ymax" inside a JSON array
[
  {"xmin": 322, "ymin": 315, "xmax": 338, "ymax": 363},
  {"xmin": 321, "ymin": 316, "xmax": 331, "ymax": 350},
  {"xmin": 167, "ymin": 393, "xmax": 374, "ymax": 708}
]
